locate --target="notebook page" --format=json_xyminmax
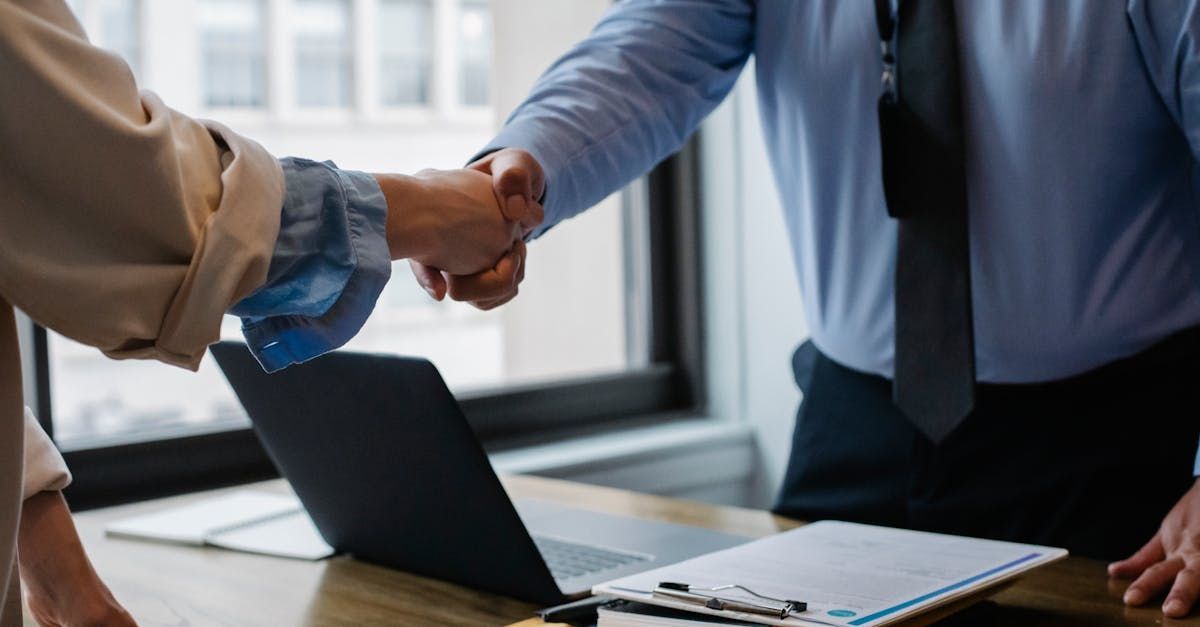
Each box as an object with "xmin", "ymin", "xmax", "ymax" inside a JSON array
[
  {"xmin": 206, "ymin": 509, "xmax": 334, "ymax": 560},
  {"xmin": 105, "ymin": 491, "xmax": 302, "ymax": 545}
]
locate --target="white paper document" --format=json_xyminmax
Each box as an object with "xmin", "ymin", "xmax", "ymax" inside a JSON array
[
  {"xmin": 105, "ymin": 490, "xmax": 334, "ymax": 560},
  {"xmin": 593, "ymin": 521, "xmax": 1067, "ymax": 627}
]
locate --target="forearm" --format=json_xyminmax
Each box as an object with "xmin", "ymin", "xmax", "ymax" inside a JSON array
[
  {"xmin": 231, "ymin": 162, "xmax": 512, "ymax": 372},
  {"xmin": 376, "ymin": 173, "xmax": 428, "ymax": 260},
  {"xmin": 0, "ymin": 0, "xmax": 284, "ymax": 370},
  {"xmin": 479, "ymin": 0, "xmax": 754, "ymax": 232},
  {"xmin": 18, "ymin": 491, "xmax": 132, "ymax": 626},
  {"xmin": 17, "ymin": 492, "xmax": 91, "ymax": 596}
]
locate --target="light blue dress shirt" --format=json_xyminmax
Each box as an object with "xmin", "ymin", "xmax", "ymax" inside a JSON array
[
  {"xmin": 479, "ymin": 1, "xmax": 1200, "ymax": 464},
  {"xmin": 231, "ymin": 158, "xmax": 391, "ymax": 373}
]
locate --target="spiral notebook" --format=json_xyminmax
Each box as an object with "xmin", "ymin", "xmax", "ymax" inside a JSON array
[{"xmin": 105, "ymin": 490, "xmax": 334, "ymax": 560}]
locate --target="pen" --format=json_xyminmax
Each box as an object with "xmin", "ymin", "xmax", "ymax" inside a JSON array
[{"xmin": 652, "ymin": 582, "xmax": 806, "ymax": 620}]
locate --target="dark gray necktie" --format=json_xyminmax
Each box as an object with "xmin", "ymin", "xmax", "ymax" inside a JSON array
[{"xmin": 878, "ymin": 0, "xmax": 975, "ymax": 442}]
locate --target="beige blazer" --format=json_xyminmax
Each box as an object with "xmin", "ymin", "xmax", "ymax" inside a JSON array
[{"xmin": 0, "ymin": 0, "xmax": 288, "ymax": 623}]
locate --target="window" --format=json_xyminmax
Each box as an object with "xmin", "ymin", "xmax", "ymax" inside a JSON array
[
  {"xmin": 67, "ymin": 0, "xmax": 141, "ymax": 76},
  {"xmin": 27, "ymin": 0, "xmax": 703, "ymax": 510},
  {"xmin": 458, "ymin": 0, "xmax": 490, "ymax": 106},
  {"xmin": 379, "ymin": 0, "xmax": 433, "ymax": 107},
  {"xmin": 200, "ymin": 0, "xmax": 267, "ymax": 108},
  {"xmin": 294, "ymin": 0, "xmax": 354, "ymax": 108}
]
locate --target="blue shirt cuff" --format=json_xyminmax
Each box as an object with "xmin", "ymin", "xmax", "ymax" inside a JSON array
[{"xmin": 232, "ymin": 158, "xmax": 391, "ymax": 373}]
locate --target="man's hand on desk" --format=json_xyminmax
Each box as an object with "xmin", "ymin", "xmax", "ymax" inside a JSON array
[
  {"xmin": 1110, "ymin": 478, "xmax": 1200, "ymax": 618},
  {"xmin": 18, "ymin": 491, "xmax": 136, "ymax": 627},
  {"xmin": 406, "ymin": 149, "xmax": 546, "ymax": 310},
  {"xmin": 377, "ymin": 167, "xmax": 542, "ymax": 308}
]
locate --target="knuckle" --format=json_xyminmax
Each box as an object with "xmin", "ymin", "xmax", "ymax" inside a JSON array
[{"xmin": 499, "ymin": 166, "xmax": 530, "ymax": 189}]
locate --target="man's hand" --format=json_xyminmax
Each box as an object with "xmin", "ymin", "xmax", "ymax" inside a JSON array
[
  {"xmin": 19, "ymin": 491, "xmax": 136, "ymax": 627},
  {"xmin": 407, "ymin": 149, "xmax": 545, "ymax": 308},
  {"xmin": 1110, "ymin": 478, "xmax": 1200, "ymax": 618}
]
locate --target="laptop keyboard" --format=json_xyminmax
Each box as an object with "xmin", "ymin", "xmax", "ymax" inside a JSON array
[{"xmin": 533, "ymin": 535, "xmax": 650, "ymax": 581}]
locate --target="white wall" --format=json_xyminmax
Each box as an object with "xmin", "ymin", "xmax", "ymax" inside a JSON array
[
  {"xmin": 700, "ymin": 63, "xmax": 808, "ymax": 508},
  {"xmin": 490, "ymin": 0, "xmax": 630, "ymax": 383}
]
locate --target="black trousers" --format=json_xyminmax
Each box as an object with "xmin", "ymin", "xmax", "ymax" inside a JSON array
[{"xmin": 774, "ymin": 327, "xmax": 1200, "ymax": 561}]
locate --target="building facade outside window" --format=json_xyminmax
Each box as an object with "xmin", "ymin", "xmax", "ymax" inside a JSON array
[
  {"xmin": 199, "ymin": 0, "xmax": 267, "ymax": 108},
  {"xmin": 69, "ymin": 0, "xmax": 142, "ymax": 77},
  {"xmin": 48, "ymin": 0, "xmax": 636, "ymax": 450},
  {"xmin": 378, "ymin": 0, "xmax": 434, "ymax": 107},
  {"xmin": 458, "ymin": 0, "xmax": 490, "ymax": 107},
  {"xmin": 294, "ymin": 0, "xmax": 354, "ymax": 108}
]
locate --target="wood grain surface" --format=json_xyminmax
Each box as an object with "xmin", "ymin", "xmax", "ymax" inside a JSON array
[{"xmin": 48, "ymin": 475, "xmax": 1200, "ymax": 626}]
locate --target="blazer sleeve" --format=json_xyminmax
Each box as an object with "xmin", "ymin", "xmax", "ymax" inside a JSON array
[
  {"xmin": 22, "ymin": 408, "xmax": 69, "ymax": 500},
  {"xmin": 0, "ymin": 0, "xmax": 285, "ymax": 370}
]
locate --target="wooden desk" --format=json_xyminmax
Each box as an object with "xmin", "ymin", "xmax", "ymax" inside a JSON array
[{"xmin": 61, "ymin": 476, "xmax": 1200, "ymax": 626}]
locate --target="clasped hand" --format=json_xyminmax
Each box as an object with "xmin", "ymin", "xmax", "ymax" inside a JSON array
[{"xmin": 377, "ymin": 150, "xmax": 545, "ymax": 310}]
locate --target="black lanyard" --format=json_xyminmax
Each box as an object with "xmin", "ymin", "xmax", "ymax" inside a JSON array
[{"xmin": 874, "ymin": 0, "xmax": 898, "ymax": 101}]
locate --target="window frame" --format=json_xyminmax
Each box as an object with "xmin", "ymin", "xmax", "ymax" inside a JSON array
[{"xmin": 30, "ymin": 141, "xmax": 706, "ymax": 511}]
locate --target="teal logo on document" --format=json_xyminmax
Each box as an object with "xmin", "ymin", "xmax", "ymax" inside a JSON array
[{"xmin": 827, "ymin": 609, "xmax": 857, "ymax": 617}]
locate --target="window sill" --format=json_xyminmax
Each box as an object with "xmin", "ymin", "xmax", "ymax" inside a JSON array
[{"xmin": 490, "ymin": 419, "xmax": 756, "ymax": 506}]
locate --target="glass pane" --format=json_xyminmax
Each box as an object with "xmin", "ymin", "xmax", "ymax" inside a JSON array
[
  {"xmin": 379, "ymin": 0, "xmax": 432, "ymax": 106},
  {"xmin": 96, "ymin": 0, "xmax": 141, "ymax": 75},
  {"xmin": 200, "ymin": 0, "xmax": 266, "ymax": 108},
  {"xmin": 459, "ymin": 0, "xmax": 490, "ymax": 106},
  {"xmin": 49, "ymin": 320, "xmax": 249, "ymax": 445},
  {"xmin": 47, "ymin": 1, "xmax": 639, "ymax": 450},
  {"xmin": 294, "ymin": 0, "xmax": 353, "ymax": 108}
]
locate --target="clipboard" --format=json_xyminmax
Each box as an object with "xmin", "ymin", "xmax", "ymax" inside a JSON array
[{"xmin": 592, "ymin": 521, "xmax": 1067, "ymax": 627}]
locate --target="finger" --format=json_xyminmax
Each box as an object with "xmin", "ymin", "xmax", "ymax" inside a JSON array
[
  {"xmin": 520, "ymin": 201, "xmax": 545, "ymax": 233},
  {"xmin": 1164, "ymin": 566, "xmax": 1200, "ymax": 617},
  {"xmin": 472, "ymin": 241, "xmax": 528, "ymax": 310},
  {"xmin": 491, "ymin": 151, "xmax": 544, "ymax": 222},
  {"xmin": 1110, "ymin": 532, "xmax": 1166, "ymax": 579},
  {"xmin": 515, "ymin": 242, "xmax": 527, "ymax": 285},
  {"xmin": 408, "ymin": 260, "xmax": 446, "ymax": 301},
  {"xmin": 1125, "ymin": 557, "xmax": 1184, "ymax": 606},
  {"xmin": 472, "ymin": 288, "xmax": 519, "ymax": 311},
  {"xmin": 445, "ymin": 245, "xmax": 523, "ymax": 302}
]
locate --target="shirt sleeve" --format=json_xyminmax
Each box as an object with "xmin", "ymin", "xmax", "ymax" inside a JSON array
[
  {"xmin": 1127, "ymin": 1, "xmax": 1200, "ymax": 475},
  {"xmin": 0, "ymin": 0, "xmax": 284, "ymax": 370},
  {"xmin": 1128, "ymin": 0, "xmax": 1200, "ymax": 159},
  {"xmin": 22, "ymin": 408, "xmax": 69, "ymax": 500},
  {"xmin": 230, "ymin": 158, "xmax": 391, "ymax": 372},
  {"xmin": 477, "ymin": 0, "xmax": 754, "ymax": 236}
]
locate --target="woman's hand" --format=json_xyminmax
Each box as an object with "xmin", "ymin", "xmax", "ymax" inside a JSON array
[
  {"xmin": 18, "ymin": 491, "xmax": 135, "ymax": 627},
  {"xmin": 375, "ymin": 168, "xmax": 537, "ymax": 275},
  {"xmin": 380, "ymin": 166, "xmax": 541, "ymax": 304}
]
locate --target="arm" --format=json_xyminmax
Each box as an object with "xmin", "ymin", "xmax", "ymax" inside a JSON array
[
  {"xmin": 1, "ymin": 1, "xmax": 519, "ymax": 622},
  {"xmin": 0, "ymin": 0, "xmax": 523, "ymax": 373},
  {"xmin": 1111, "ymin": 0, "xmax": 1200, "ymax": 618},
  {"xmin": 482, "ymin": 0, "xmax": 755, "ymax": 231},
  {"xmin": 411, "ymin": 0, "xmax": 754, "ymax": 303}
]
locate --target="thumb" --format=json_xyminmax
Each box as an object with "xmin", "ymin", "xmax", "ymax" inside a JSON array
[{"xmin": 488, "ymin": 150, "xmax": 545, "ymax": 223}]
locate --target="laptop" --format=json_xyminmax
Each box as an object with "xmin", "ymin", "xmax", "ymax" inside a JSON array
[{"xmin": 211, "ymin": 342, "xmax": 747, "ymax": 605}]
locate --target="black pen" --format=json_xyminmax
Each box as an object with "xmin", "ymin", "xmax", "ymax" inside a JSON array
[{"xmin": 536, "ymin": 595, "xmax": 617, "ymax": 624}]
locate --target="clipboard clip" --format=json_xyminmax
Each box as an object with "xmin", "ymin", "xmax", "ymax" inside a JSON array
[{"xmin": 652, "ymin": 581, "xmax": 807, "ymax": 619}]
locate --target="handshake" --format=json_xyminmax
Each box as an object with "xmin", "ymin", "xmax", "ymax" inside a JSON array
[{"xmin": 375, "ymin": 149, "xmax": 544, "ymax": 310}]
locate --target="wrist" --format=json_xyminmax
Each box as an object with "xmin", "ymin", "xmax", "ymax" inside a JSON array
[{"xmin": 374, "ymin": 173, "xmax": 433, "ymax": 261}]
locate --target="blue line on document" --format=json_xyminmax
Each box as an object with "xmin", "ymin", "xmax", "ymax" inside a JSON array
[{"xmin": 846, "ymin": 552, "xmax": 1042, "ymax": 626}]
